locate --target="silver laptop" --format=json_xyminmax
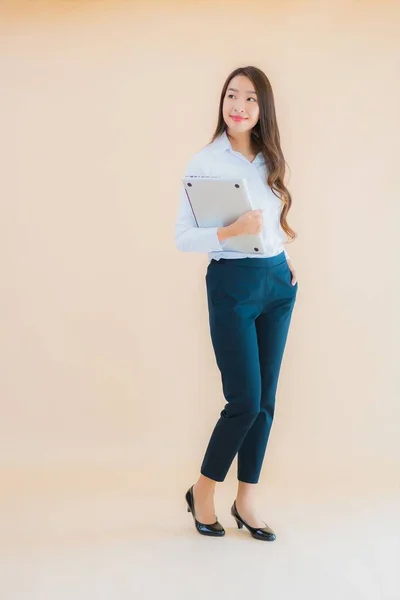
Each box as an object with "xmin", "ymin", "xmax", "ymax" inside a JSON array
[{"xmin": 182, "ymin": 176, "xmax": 265, "ymax": 255}]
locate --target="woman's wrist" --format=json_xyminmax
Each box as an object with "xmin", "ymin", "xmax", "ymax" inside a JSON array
[{"xmin": 217, "ymin": 224, "xmax": 237, "ymax": 242}]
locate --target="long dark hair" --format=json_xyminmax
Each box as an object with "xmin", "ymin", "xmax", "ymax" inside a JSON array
[{"xmin": 210, "ymin": 66, "xmax": 296, "ymax": 242}]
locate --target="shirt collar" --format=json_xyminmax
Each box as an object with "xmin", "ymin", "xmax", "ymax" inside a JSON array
[
  {"xmin": 213, "ymin": 130, "xmax": 264, "ymax": 165},
  {"xmin": 213, "ymin": 130, "xmax": 231, "ymax": 152}
]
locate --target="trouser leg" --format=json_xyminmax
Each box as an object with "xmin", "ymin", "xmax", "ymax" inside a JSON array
[
  {"xmin": 200, "ymin": 263, "xmax": 262, "ymax": 482},
  {"xmin": 237, "ymin": 291, "xmax": 296, "ymax": 483}
]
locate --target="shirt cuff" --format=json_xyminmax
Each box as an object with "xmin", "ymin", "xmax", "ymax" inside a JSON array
[
  {"xmin": 208, "ymin": 227, "xmax": 228, "ymax": 252},
  {"xmin": 175, "ymin": 226, "xmax": 228, "ymax": 253}
]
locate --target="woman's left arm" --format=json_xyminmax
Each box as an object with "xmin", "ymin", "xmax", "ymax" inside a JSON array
[
  {"xmin": 286, "ymin": 256, "xmax": 297, "ymax": 286},
  {"xmin": 282, "ymin": 226, "xmax": 297, "ymax": 286}
]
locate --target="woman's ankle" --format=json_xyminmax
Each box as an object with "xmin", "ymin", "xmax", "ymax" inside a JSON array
[{"xmin": 194, "ymin": 474, "xmax": 217, "ymax": 496}]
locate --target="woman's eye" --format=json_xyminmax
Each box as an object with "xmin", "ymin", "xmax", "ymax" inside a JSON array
[{"xmin": 227, "ymin": 94, "xmax": 256, "ymax": 102}]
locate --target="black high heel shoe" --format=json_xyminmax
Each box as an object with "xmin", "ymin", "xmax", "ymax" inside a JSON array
[
  {"xmin": 231, "ymin": 500, "xmax": 276, "ymax": 541},
  {"xmin": 185, "ymin": 486, "xmax": 225, "ymax": 537}
]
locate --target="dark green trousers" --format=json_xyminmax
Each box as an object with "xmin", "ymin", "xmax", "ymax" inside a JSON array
[{"xmin": 200, "ymin": 252, "xmax": 298, "ymax": 484}]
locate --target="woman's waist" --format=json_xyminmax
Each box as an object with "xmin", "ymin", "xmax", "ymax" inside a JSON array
[{"xmin": 210, "ymin": 250, "xmax": 286, "ymax": 268}]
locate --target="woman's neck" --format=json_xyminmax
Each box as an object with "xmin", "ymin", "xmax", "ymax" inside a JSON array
[
  {"xmin": 226, "ymin": 129, "xmax": 259, "ymax": 161},
  {"xmin": 227, "ymin": 129, "xmax": 252, "ymax": 154},
  {"xmin": 226, "ymin": 130, "xmax": 252, "ymax": 152}
]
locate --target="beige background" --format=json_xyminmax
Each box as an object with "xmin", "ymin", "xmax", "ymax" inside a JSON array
[{"xmin": 0, "ymin": 1, "xmax": 399, "ymax": 598}]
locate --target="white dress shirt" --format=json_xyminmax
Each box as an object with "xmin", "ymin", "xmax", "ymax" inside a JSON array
[{"xmin": 175, "ymin": 130, "xmax": 290, "ymax": 261}]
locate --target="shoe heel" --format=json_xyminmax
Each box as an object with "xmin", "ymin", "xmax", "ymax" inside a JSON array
[
  {"xmin": 234, "ymin": 517, "xmax": 243, "ymax": 530},
  {"xmin": 187, "ymin": 506, "xmax": 191, "ymax": 513}
]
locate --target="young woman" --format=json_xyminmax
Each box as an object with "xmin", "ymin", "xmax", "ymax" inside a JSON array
[{"xmin": 175, "ymin": 66, "xmax": 298, "ymax": 541}]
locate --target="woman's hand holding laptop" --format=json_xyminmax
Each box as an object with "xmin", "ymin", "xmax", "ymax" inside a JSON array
[{"xmin": 217, "ymin": 210, "xmax": 263, "ymax": 243}]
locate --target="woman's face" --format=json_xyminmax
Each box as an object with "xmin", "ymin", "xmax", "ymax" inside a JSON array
[{"xmin": 222, "ymin": 75, "xmax": 260, "ymax": 133}]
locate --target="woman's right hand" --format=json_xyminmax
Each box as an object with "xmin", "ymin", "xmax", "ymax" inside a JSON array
[
  {"xmin": 217, "ymin": 210, "xmax": 263, "ymax": 243},
  {"xmin": 231, "ymin": 209, "xmax": 263, "ymax": 236}
]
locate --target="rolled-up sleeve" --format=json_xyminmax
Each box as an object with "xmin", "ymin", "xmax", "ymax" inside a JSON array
[{"xmin": 175, "ymin": 154, "xmax": 227, "ymax": 253}]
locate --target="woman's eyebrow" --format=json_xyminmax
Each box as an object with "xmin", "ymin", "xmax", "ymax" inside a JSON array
[{"xmin": 227, "ymin": 87, "xmax": 257, "ymax": 95}]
